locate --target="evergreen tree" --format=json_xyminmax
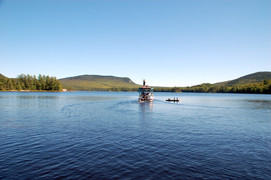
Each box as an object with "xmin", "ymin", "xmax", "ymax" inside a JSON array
[
  {"xmin": 7, "ymin": 79, "xmax": 14, "ymax": 90},
  {"xmin": 16, "ymin": 80, "xmax": 22, "ymax": 91}
]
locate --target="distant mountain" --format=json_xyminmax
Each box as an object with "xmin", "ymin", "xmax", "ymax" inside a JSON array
[
  {"xmin": 59, "ymin": 72, "xmax": 271, "ymax": 91},
  {"xmin": 60, "ymin": 75, "xmax": 139, "ymax": 91},
  {"xmin": 214, "ymin": 72, "xmax": 271, "ymax": 86},
  {"xmin": 182, "ymin": 71, "xmax": 271, "ymax": 94}
]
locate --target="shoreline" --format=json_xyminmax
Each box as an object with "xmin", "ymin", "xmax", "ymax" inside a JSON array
[
  {"xmin": 0, "ymin": 90, "xmax": 66, "ymax": 92},
  {"xmin": 0, "ymin": 90, "xmax": 270, "ymax": 95}
]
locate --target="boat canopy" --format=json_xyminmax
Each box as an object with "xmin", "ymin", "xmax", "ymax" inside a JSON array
[{"xmin": 138, "ymin": 87, "xmax": 153, "ymax": 92}]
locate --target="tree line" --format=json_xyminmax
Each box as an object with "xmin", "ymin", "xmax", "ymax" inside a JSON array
[
  {"xmin": 153, "ymin": 86, "xmax": 182, "ymax": 92},
  {"xmin": 0, "ymin": 74, "xmax": 62, "ymax": 91},
  {"xmin": 106, "ymin": 80, "xmax": 271, "ymax": 94},
  {"xmin": 61, "ymin": 80, "xmax": 271, "ymax": 94},
  {"xmin": 1, "ymin": 73, "xmax": 270, "ymax": 94},
  {"xmin": 181, "ymin": 80, "xmax": 271, "ymax": 94}
]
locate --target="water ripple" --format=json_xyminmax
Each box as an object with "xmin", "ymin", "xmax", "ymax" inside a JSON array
[{"xmin": 0, "ymin": 92, "xmax": 270, "ymax": 179}]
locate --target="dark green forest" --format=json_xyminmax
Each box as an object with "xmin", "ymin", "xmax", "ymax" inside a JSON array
[
  {"xmin": 77, "ymin": 81, "xmax": 271, "ymax": 94},
  {"xmin": 0, "ymin": 74, "xmax": 62, "ymax": 91},
  {"xmin": 181, "ymin": 80, "xmax": 271, "ymax": 94},
  {"xmin": 1, "ymin": 72, "xmax": 270, "ymax": 94}
]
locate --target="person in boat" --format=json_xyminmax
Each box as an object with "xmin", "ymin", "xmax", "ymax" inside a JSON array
[{"xmin": 142, "ymin": 92, "xmax": 146, "ymax": 100}]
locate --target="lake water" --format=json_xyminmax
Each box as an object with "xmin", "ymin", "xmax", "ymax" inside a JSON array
[{"xmin": 0, "ymin": 92, "xmax": 270, "ymax": 179}]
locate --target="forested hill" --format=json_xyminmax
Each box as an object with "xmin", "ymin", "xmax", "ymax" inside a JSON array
[
  {"xmin": 215, "ymin": 72, "xmax": 271, "ymax": 86},
  {"xmin": 182, "ymin": 71, "xmax": 271, "ymax": 94},
  {"xmin": 1, "ymin": 72, "xmax": 270, "ymax": 93},
  {"xmin": 60, "ymin": 75, "xmax": 139, "ymax": 91}
]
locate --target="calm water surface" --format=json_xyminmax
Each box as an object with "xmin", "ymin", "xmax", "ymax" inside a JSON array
[{"xmin": 0, "ymin": 92, "xmax": 270, "ymax": 179}]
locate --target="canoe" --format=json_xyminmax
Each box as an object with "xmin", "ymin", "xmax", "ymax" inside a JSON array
[{"xmin": 166, "ymin": 98, "xmax": 180, "ymax": 102}]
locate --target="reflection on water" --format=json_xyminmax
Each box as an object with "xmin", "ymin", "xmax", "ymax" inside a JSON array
[
  {"xmin": 66, "ymin": 96, "xmax": 123, "ymax": 101},
  {"xmin": 138, "ymin": 102, "xmax": 153, "ymax": 122},
  {"xmin": 139, "ymin": 102, "xmax": 153, "ymax": 113},
  {"xmin": 245, "ymin": 99, "xmax": 271, "ymax": 110},
  {"xmin": 16, "ymin": 96, "xmax": 58, "ymax": 100}
]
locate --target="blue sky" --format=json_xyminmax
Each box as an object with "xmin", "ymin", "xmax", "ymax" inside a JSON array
[{"xmin": 0, "ymin": 0, "xmax": 270, "ymax": 86}]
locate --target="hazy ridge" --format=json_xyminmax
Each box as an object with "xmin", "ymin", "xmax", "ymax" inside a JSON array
[
  {"xmin": 214, "ymin": 72, "xmax": 271, "ymax": 86},
  {"xmin": 60, "ymin": 75, "xmax": 139, "ymax": 91}
]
